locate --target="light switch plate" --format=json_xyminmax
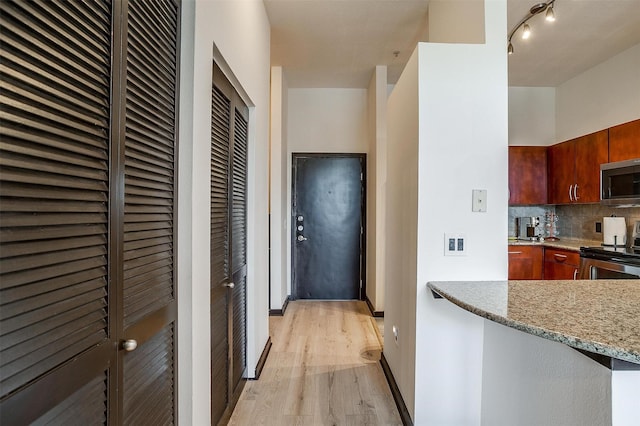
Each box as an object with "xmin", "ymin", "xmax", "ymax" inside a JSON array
[
  {"xmin": 472, "ymin": 189, "xmax": 487, "ymax": 212},
  {"xmin": 444, "ymin": 233, "xmax": 467, "ymax": 256}
]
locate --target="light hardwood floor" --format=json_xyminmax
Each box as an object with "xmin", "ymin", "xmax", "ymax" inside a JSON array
[{"xmin": 228, "ymin": 301, "xmax": 401, "ymax": 426}]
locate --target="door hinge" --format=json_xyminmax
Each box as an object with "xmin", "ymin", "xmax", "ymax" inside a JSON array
[{"xmin": 360, "ymin": 280, "xmax": 363, "ymax": 288}]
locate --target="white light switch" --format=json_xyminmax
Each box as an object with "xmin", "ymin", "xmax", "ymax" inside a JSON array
[
  {"xmin": 472, "ymin": 189, "xmax": 487, "ymax": 212},
  {"xmin": 444, "ymin": 233, "xmax": 466, "ymax": 256}
]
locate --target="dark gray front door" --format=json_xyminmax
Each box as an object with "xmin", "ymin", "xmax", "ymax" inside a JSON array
[{"xmin": 292, "ymin": 155, "xmax": 364, "ymax": 300}]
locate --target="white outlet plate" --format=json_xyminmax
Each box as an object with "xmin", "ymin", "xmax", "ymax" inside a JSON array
[
  {"xmin": 472, "ymin": 189, "xmax": 487, "ymax": 212},
  {"xmin": 444, "ymin": 233, "xmax": 467, "ymax": 256}
]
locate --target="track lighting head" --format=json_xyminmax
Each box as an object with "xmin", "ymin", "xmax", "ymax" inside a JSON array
[
  {"xmin": 522, "ymin": 23, "xmax": 531, "ymax": 39},
  {"xmin": 545, "ymin": 4, "xmax": 556, "ymax": 21},
  {"xmin": 508, "ymin": 42, "xmax": 514, "ymax": 55}
]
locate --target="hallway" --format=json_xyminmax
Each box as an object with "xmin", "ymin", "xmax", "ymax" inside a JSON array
[{"xmin": 228, "ymin": 301, "xmax": 402, "ymax": 425}]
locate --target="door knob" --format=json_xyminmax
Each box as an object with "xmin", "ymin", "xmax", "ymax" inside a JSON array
[
  {"xmin": 223, "ymin": 282, "xmax": 235, "ymax": 289},
  {"xmin": 122, "ymin": 339, "xmax": 138, "ymax": 352},
  {"xmin": 297, "ymin": 235, "xmax": 308, "ymax": 241}
]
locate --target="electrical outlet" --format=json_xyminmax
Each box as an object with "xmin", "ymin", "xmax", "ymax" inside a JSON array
[
  {"xmin": 444, "ymin": 233, "xmax": 467, "ymax": 256},
  {"xmin": 595, "ymin": 221, "xmax": 602, "ymax": 233}
]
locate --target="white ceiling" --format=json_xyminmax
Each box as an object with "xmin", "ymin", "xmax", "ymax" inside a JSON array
[{"xmin": 264, "ymin": 0, "xmax": 640, "ymax": 88}]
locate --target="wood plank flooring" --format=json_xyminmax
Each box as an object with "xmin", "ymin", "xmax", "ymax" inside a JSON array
[{"xmin": 228, "ymin": 301, "xmax": 401, "ymax": 426}]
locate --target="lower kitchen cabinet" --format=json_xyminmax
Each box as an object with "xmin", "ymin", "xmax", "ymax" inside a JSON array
[
  {"xmin": 544, "ymin": 248, "xmax": 580, "ymax": 280},
  {"xmin": 508, "ymin": 246, "xmax": 544, "ymax": 280}
]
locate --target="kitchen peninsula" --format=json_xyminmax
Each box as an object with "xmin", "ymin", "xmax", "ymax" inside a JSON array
[{"xmin": 428, "ymin": 279, "xmax": 640, "ymax": 425}]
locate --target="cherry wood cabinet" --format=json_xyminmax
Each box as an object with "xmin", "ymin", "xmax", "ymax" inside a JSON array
[
  {"xmin": 547, "ymin": 130, "xmax": 608, "ymax": 204},
  {"xmin": 544, "ymin": 248, "xmax": 580, "ymax": 280},
  {"xmin": 547, "ymin": 140, "xmax": 575, "ymax": 204},
  {"xmin": 508, "ymin": 246, "xmax": 544, "ymax": 280},
  {"xmin": 509, "ymin": 146, "xmax": 547, "ymax": 205},
  {"xmin": 609, "ymin": 119, "xmax": 640, "ymax": 162}
]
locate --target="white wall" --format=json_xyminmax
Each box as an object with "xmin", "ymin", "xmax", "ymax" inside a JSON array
[
  {"xmin": 177, "ymin": 0, "xmax": 271, "ymax": 424},
  {"xmin": 556, "ymin": 43, "xmax": 640, "ymax": 142},
  {"xmin": 612, "ymin": 370, "xmax": 640, "ymax": 426},
  {"xmin": 284, "ymin": 88, "xmax": 369, "ymax": 299},
  {"xmin": 270, "ymin": 67, "xmax": 289, "ymax": 310},
  {"xmin": 366, "ymin": 73, "xmax": 377, "ymax": 310},
  {"xmin": 508, "ymin": 87, "xmax": 556, "ymax": 146},
  {"xmin": 385, "ymin": 0, "xmax": 508, "ymax": 422},
  {"xmin": 428, "ymin": 0, "xmax": 485, "ymax": 44},
  {"xmin": 384, "ymin": 48, "xmax": 419, "ymax": 417},
  {"xmin": 287, "ymin": 89, "xmax": 369, "ymax": 153},
  {"xmin": 482, "ymin": 320, "xmax": 611, "ymax": 426},
  {"xmin": 366, "ymin": 66, "xmax": 388, "ymax": 312}
]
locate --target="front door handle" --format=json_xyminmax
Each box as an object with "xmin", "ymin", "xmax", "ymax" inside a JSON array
[
  {"xmin": 223, "ymin": 282, "xmax": 235, "ymax": 289},
  {"xmin": 297, "ymin": 235, "xmax": 308, "ymax": 241}
]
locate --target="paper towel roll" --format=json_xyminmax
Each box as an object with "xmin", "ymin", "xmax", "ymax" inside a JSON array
[{"xmin": 603, "ymin": 217, "xmax": 626, "ymax": 246}]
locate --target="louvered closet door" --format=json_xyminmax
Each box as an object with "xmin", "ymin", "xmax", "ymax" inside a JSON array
[
  {"xmin": 230, "ymin": 105, "xmax": 248, "ymax": 395},
  {"xmin": 0, "ymin": 1, "xmax": 112, "ymax": 424},
  {"xmin": 211, "ymin": 63, "xmax": 248, "ymax": 425},
  {"xmin": 211, "ymin": 81, "xmax": 231, "ymax": 425},
  {"xmin": 120, "ymin": 0, "xmax": 180, "ymax": 424}
]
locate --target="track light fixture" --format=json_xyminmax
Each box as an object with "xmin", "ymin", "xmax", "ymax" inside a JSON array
[
  {"xmin": 545, "ymin": 4, "xmax": 556, "ymax": 21},
  {"xmin": 507, "ymin": 0, "xmax": 557, "ymax": 55}
]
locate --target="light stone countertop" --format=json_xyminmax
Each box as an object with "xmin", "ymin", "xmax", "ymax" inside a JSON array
[
  {"xmin": 427, "ymin": 280, "xmax": 640, "ymax": 365},
  {"xmin": 508, "ymin": 237, "xmax": 602, "ymax": 252}
]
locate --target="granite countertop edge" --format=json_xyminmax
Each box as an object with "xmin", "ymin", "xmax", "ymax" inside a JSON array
[
  {"xmin": 427, "ymin": 281, "xmax": 640, "ymax": 365},
  {"xmin": 507, "ymin": 238, "xmax": 602, "ymax": 252}
]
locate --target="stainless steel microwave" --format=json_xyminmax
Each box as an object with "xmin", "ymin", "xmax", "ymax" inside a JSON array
[{"xmin": 601, "ymin": 158, "xmax": 640, "ymax": 207}]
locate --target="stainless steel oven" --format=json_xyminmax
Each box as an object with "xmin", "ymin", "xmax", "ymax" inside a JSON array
[{"xmin": 579, "ymin": 247, "xmax": 640, "ymax": 279}]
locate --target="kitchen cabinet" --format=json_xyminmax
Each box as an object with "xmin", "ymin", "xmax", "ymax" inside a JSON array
[
  {"xmin": 544, "ymin": 248, "xmax": 580, "ymax": 280},
  {"xmin": 609, "ymin": 119, "xmax": 640, "ymax": 162},
  {"xmin": 508, "ymin": 246, "xmax": 544, "ymax": 279},
  {"xmin": 547, "ymin": 130, "xmax": 608, "ymax": 204},
  {"xmin": 509, "ymin": 146, "xmax": 547, "ymax": 205}
]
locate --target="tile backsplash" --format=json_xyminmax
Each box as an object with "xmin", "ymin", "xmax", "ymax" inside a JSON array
[
  {"xmin": 555, "ymin": 204, "xmax": 640, "ymax": 243},
  {"xmin": 508, "ymin": 206, "xmax": 553, "ymax": 238},
  {"xmin": 509, "ymin": 204, "xmax": 640, "ymax": 243}
]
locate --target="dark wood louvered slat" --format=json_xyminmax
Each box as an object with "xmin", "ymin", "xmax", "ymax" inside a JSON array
[
  {"xmin": 0, "ymin": 267, "xmax": 105, "ymax": 305},
  {"xmin": 123, "ymin": 323, "xmax": 175, "ymax": 425},
  {"xmin": 0, "ymin": 0, "xmax": 111, "ymax": 408},
  {"xmin": 31, "ymin": 374, "xmax": 107, "ymax": 426}
]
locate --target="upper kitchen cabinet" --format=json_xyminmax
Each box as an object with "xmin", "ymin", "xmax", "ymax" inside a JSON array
[
  {"xmin": 609, "ymin": 119, "xmax": 640, "ymax": 162},
  {"xmin": 509, "ymin": 146, "xmax": 547, "ymax": 205},
  {"xmin": 547, "ymin": 130, "xmax": 608, "ymax": 204}
]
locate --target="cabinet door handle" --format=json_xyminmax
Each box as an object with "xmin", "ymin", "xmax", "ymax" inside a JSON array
[
  {"xmin": 508, "ymin": 251, "xmax": 523, "ymax": 255},
  {"xmin": 554, "ymin": 254, "xmax": 568, "ymax": 262},
  {"xmin": 568, "ymin": 185, "xmax": 574, "ymax": 202},
  {"xmin": 574, "ymin": 184, "xmax": 579, "ymax": 201},
  {"xmin": 573, "ymin": 269, "xmax": 578, "ymax": 280}
]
